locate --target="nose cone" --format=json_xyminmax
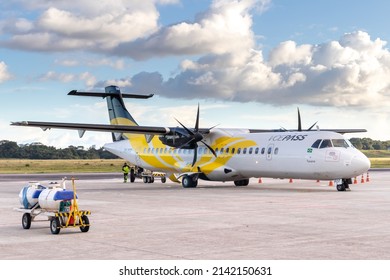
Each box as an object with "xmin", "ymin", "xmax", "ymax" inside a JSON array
[{"xmin": 355, "ymin": 151, "xmax": 371, "ymax": 174}]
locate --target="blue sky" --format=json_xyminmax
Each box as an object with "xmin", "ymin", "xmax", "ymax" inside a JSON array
[{"xmin": 1, "ymin": 0, "xmax": 389, "ymax": 148}]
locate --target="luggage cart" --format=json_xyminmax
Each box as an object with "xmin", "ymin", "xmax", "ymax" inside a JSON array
[{"xmin": 15, "ymin": 178, "xmax": 91, "ymax": 234}]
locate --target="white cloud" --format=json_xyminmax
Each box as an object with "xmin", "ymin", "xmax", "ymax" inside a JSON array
[
  {"xmin": 113, "ymin": 0, "xmax": 271, "ymax": 59},
  {"xmin": 0, "ymin": 61, "xmax": 12, "ymax": 82},
  {"xmin": 124, "ymin": 31, "xmax": 390, "ymax": 108},
  {"xmin": 1, "ymin": 0, "xmax": 162, "ymax": 52},
  {"xmin": 40, "ymin": 71, "xmax": 97, "ymax": 87}
]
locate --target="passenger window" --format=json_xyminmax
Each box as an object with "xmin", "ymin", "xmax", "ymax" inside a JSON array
[
  {"xmin": 311, "ymin": 139, "xmax": 322, "ymax": 148},
  {"xmin": 249, "ymin": 147, "xmax": 253, "ymax": 154},
  {"xmin": 274, "ymin": 147, "xmax": 279, "ymax": 155},
  {"xmin": 148, "ymin": 148, "xmax": 151, "ymax": 153},
  {"xmin": 243, "ymin": 148, "xmax": 247, "ymax": 154},
  {"xmin": 220, "ymin": 148, "xmax": 224, "ymax": 154},
  {"xmin": 225, "ymin": 148, "xmax": 229, "ymax": 154},
  {"xmin": 261, "ymin": 147, "xmax": 265, "ymax": 155},
  {"xmin": 237, "ymin": 148, "xmax": 241, "ymax": 154},
  {"xmin": 267, "ymin": 147, "xmax": 272, "ymax": 154},
  {"xmin": 255, "ymin": 147, "xmax": 259, "ymax": 154},
  {"xmin": 320, "ymin": 139, "xmax": 332, "ymax": 149},
  {"xmin": 231, "ymin": 148, "xmax": 236, "ymax": 154},
  {"xmin": 215, "ymin": 148, "xmax": 219, "ymax": 154}
]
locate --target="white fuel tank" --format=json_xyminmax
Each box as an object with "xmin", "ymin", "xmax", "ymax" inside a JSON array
[
  {"xmin": 19, "ymin": 182, "xmax": 46, "ymax": 209},
  {"xmin": 38, "ymin": 188, "xmax": 76, "ymax": 210}
]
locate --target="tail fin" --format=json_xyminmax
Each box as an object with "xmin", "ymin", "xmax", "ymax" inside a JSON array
[{"xmin": 68, "ymin": 85, "xmax": 153, "ymax": 141}]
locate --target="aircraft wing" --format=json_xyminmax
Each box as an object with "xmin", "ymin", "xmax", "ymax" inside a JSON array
[
  {"xmin": 11, "ymin": 121, "xmax": 172, "ymax": 135},
  {"xmin": 11, "ymin": 121, "xmax": 366, "ymax": 135},
  {"xmin": 249, "ymin": 128, "xmax": 367, "ymax": 134},
  {"xmin": 318, "ymin": 129, "xmax": 367, "ymax": 134}
]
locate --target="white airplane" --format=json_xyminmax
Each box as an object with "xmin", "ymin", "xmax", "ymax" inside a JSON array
[{"xmin": 12, "ymin": 85, "xmax": 370, "ymax": 191}]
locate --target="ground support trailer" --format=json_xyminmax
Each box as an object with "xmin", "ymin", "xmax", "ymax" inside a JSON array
[
  {"xmin": 15, "ymin": 206, "xmax": 90, "ymax": 234},
  {"xmin": 15, "ymin": 178, "xmax": 91, "ymax": 234}
]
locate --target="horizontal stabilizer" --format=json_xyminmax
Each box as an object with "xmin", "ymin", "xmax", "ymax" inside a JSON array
[{"xmin": 68, "ymin": 90, "xmax": 153, "ymax": 99}]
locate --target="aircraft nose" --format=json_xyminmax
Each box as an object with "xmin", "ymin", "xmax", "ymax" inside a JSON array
[{"xmin": 355, "ymin": 152, "xmax": 371, "ymax": 173}]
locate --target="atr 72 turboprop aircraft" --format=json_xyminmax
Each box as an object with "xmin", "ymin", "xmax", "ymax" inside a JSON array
[{"xmin": 12, "ymin": 85, "xmax": 370, "ymax": 191}]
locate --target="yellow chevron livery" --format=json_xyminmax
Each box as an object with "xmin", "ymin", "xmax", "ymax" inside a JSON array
[{"xmin": 11, "ymin": 85, "xmax": 370, "ymax": 191}]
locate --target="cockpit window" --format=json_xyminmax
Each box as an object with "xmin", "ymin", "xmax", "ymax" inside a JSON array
[
  {"xmin": 311, "ymin": 139, "xmax": 322, "ymax": 148},
  {"xmin": 319, "ymin": 139, "xmax": 332, "ymax": 149},
  {"xmin": 332, "ymin": 139, "xmax": 350, "ymax": 148}
]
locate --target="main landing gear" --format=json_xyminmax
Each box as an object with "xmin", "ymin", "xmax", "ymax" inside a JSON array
[
  {"xmin": 182, "ymin": 175, "xmax": 198, "ymax": 188},
  {"xmin": 234, "ymin": 179, "xmax": 249, "ymax": 187},
  {"xmin": 181, "ymin": 176, "xmax": 251, "ymax": 188},
  {"xmin": 336, "ymin": 179, "xmax": 352, "ymax": 192}
]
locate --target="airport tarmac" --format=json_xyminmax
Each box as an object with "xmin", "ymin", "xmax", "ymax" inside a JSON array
[{"xmin": 0, "ymin": 171, "xmax": 389, "ymax": 260}]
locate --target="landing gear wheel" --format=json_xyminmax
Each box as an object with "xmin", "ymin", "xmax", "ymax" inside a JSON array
[
  {"xmin": 336, "ymin": 184, "xmax": 346, "ymax": 191},
  {"xmin": 50, "ymin": 217, "xmax": 61, "ymax": 234},
  {"xmin": 182, "ymin": 176, "xmax": 197, "ymax": 188},
  {"xmin": 22, "ymin": 213, "xmax": 31, "ymax": 229},
  {"xmin": 143, "ymin": 176, "xmax": 148, "ymax": 184},
  {"xmin": 337, "ymin": 179, "xmax": 350, "ymax": 192},
  {"xmin": 80, "ymin": 215, "xmax": 90, "ymax": 233},
  {"xmin": 234, "ymin": 179, "xmax": 249, "ymax": 187}
]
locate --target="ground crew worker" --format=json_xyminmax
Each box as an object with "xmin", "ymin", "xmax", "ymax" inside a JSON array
[{"xmin": 122, "ymin": 162, "xmax": 130, "ymax": 183}]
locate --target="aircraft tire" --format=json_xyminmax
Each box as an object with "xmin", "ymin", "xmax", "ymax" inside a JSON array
[
  {"xmin": 336, "ymin": 184, "xmax": 346, "ymax": 191},
  {"xmin": 50, "ymin": 218, "xmax": 61, "ymax": 234},
  {"xmin": 182, "ymin": 176, "xmax": 196, "ymax": 188},
  {"xmin": 22, "ymin": 213, "xmax": 31, "ymax": 229},
  {"xmin": 150, "ymin": 177, "xmax": 155, "ymax": 183},
  {"xmin": 143, "ymin": 177, "xmax": 148, "ymax": 184},
  {"xmin": 234, "ymin": 179, "xmax": 249, "ymax": 187}
]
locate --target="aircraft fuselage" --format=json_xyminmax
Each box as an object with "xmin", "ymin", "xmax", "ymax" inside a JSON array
[{"xmin": 104, "ymin": 129, "xmax": 370, "ymax": 182}]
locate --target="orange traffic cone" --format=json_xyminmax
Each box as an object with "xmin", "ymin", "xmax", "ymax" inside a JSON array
[
  {"xmin": 329, "ymin": 181, "xmax": 334, "ymax": 187},
  {"xmin": 316, "ymin": 179, "xmax": 320, "ymax": 183},
  {"xmin": 289, "ymin": 178, "xmax": 293, "ymax": 183},
  {"xmin": 366, "ymin": 172, "xmax": 370, "ymax": 182},
  {"xmin": 258, "ymin": 178, "xmax": 262, "ymax": 183},
  {"xmin": 361, "ymin": 175, "xmax": 365, "ymax": 183},
  {"xmin": 353, "ymin": 177, "xmax": 358, "ymax": 184}
]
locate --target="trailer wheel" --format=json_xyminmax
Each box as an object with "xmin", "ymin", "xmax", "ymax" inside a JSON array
[
  {"xmin": 161, "ymin": 177, "xmax": 166, "ymax": 183},
  {"xmin": 22, "ymin": 213, "xmax": 31, "ymax": 229},
  {"xmin": 150, "ymin": 177, "xmax": 154, "ymax": 183},
  {"xmin": 50, "ymin": 217, "xmax": 61, "ymax": 234},
  {"xmin": 143, "ymin": 176, "xmax": 148, "ymax": 183},
  {"xmin": 80, "ymin": 215, "xmax": 90, "ymax": 233}
]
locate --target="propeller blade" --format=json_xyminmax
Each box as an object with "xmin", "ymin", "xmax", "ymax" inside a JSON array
[
  {"xmin": 307, "ymin": 121, "xmax": 318, "ymax": 131},
  {"xmin": 201, "ymin": 141, "xmax": 217, "ymax": 157},
  {"xmin": 195, "ymin": 104, "xmax": 200, "ymax": 131},
  {"xmin": 174, "ymin": 118, "xmax": 194, "ymax": 136},
  {"xmin": 192, "ymin": 144, "xmax": 198, "ymax": 166},
  {"xmin": 177, "ymin": 141, "xmax": 194, "ymax": 150},
  {"xmin": 297, "ymin": 108, "xmax": 302, "ymax": 132}
]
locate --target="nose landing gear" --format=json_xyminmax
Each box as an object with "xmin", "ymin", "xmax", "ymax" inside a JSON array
[{"xmin": 336, "ymin": 178, "xmax": 352, "ymax": 191}]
